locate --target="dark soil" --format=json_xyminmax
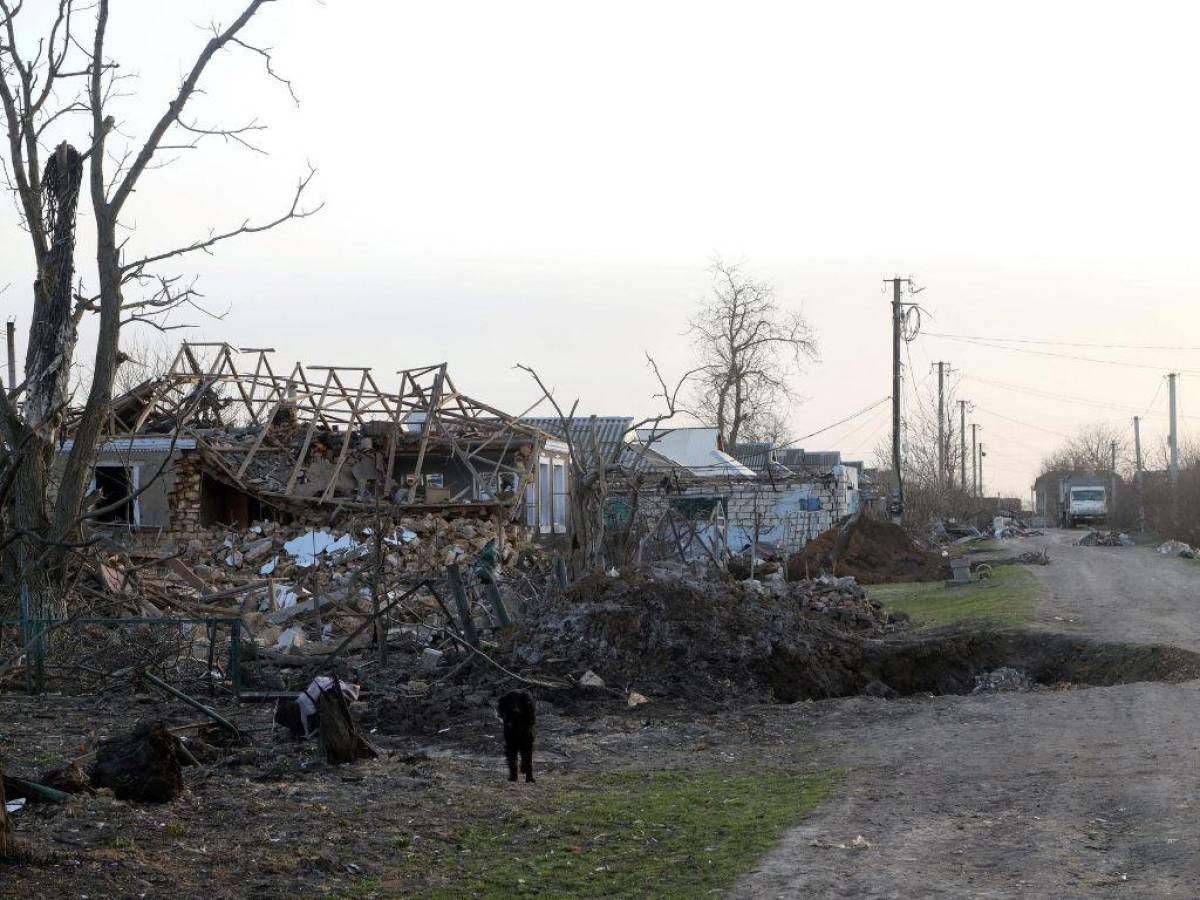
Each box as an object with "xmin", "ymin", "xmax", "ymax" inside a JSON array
[
  {"xmin": 508, "ymin": 572, "xmax": 894, "ymax": 706},
  {"xmin": 505, "ymin": 571, "xmax": 1200, "ymax": 706},
  {"xmin": 787, "ymin": 514, "xmax": 946, "ymax": 584}
]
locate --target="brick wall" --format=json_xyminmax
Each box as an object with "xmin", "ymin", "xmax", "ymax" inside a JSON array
[
  {"xmin": 620, "ymin": 470, "xmax": 858, "ymax": 556},
  {"xmin": 166, "ymin": 453, "xmax": 204, "ymax": 540}
]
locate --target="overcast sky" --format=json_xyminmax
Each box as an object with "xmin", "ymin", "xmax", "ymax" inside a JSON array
[{"xmin": 5, "ymin": 0, "xmax": 1200, "ymax": 498}]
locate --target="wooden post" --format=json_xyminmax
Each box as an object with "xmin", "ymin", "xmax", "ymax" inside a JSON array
[
  {"xmin": 482, "ymin": 581, "xmax": 512, "ymax": 626},
  {"xmin": 372, "ymin": 523, "xmax": 386, "ymax": 666},
  {"xmin": 445, "ymin": 564, "xmax": 479, "ymax": 648}
]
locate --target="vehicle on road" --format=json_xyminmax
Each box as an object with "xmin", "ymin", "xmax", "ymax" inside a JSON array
[{"xmin": 1058, "ymin": 475, "xmax": 1107, "ymax": 528}]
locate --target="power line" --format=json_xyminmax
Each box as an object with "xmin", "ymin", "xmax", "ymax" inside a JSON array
[
  {"xmin": 960, "ymin": 374, "xmax": 1181, "ymax": 418},
  {"xmin": 925, "ymin": 331, "xmax": 1200, "ymax": 352},
  {"xmin": 839, "ymin": 404, "xmax": 895, "ymax": 454},
  {"xmin": 1143, "ymin": 377, "xmax": 1165, "ymax": 415},
  {"xmin": 925, "ymin": 334, "xmax": 1200, "ymax": 374},
  {"xmin": 974, "ymin": 405, "xmax": 1072, "ymax": 439},
  {"xmin": 780, "ymin": 396, "xmax": 892, "ymax": 447}
]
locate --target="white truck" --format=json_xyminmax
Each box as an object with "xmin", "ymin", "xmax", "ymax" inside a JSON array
[{"xmin": 1058, "ymin": 476, "xmax": 1107, "ymax": 528}]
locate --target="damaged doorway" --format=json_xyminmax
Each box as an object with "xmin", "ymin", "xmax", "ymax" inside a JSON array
[{"xmin": 200, "ymin": 472, "xmax": 271, "ymax": 529}]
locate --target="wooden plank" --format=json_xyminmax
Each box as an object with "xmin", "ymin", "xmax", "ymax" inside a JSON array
[{"xmin": 167, "ymin": 558, "xmax": 211, "ymax": 593}]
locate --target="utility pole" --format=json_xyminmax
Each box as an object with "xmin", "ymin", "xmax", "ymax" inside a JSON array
[
  {"xmin": 884, "ymin": 276, "xmax": 919, "ymax": 520},
  {"xmin": 936, "ymin": 362, "xmax": 945, "ymax": 489},
  {"xmin": 1133, "ymin": 415, "xmax": 1145, "ymax": 533},
  {"xmin": 978, "ymin": 442, "xmax": 985, "ymax": 498},
  {"xmin": 958, "ymin": 399, "xmax": 968, "ymax": 492},
  {"xmin": 1168, "ymin": 372, "xmax": 1179, "ymax": 485},
  {"xmin": 1110, "ymin": 439, "xmax": 1118, "ymax": 518},
  {"xmin": 1133, "ymin": 416, "xmax": 1143, "ymax": 474},
  {"xmin": 971, "ymin": 423, "xmax": 979, "ymax": 497}
]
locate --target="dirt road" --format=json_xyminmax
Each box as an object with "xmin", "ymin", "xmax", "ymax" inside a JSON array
[
  {"xmin": 736, "ymin": 530, "xmax": 1200, "ymax": 899},
  {"xmin": 1027, "ymin": 529, "xmax": 1200, "ymax": 650}
]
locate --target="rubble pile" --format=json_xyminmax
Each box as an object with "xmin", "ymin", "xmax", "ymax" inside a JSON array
[
  {"xmin": 1077, "ymin": 531, "xmax": 1134, "ymax": 547},
  {"xmin": 507, "ymin": 571, "xmax": 906, "ymax": 704},
  {"xmin": 972, "ymin": 666, "xmax": 1029, "ymax": 694},
  {"xmin": 787, "ymin": 514, "xmax": 946, "ymax": 584},
  {"xmin": 748, "ymin": 574, "xmax": 901, "ymax": 632},
  {"xmin": 991, "ymin": 515, "xmax": 1043, "ymax": 539},
  {"xmin": 1157, "ymin": 539, "xmax": 1197, "ymax": 559},
  {"xmin": 170, "ymin": 515, "xmax": 531, "ymax": 590},
  {"xmin": 2, "ymin": 513, "xmax": 543, "ymax": 695}
]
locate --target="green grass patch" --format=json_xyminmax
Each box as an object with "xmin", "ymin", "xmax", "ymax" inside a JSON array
[
  {"xmin": 946, "ymin": 538, "xmax": 1003, "ymax": 556},
  {"xmin": 369, "ymin": 767, "xmax": 839, "ymax": 899},
  {"xmin": 870, "ymin": 564, "xmax": 1040, "ymax": 629}
]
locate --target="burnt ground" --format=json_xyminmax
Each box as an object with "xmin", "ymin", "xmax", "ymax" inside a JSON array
[
  {"xmin": 0, "ymin": 689, "xmax": 842, "ymax": 899},
  {"xmin": 4, "ymin": 531, "xmax": 1200, "ymax": 898}
]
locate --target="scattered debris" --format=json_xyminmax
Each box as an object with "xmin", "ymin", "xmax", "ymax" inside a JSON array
[
  {"xmin": 982, "ymin": 550, "xmax": 1051, "ymax": 568},
  {"xmin": 973, "ymin": 667, "xmax": 1029, "ymax": 694},
  {"xmin": 1078, "ymin": 531, "xmax": 1134, "ymax": 547},
  {"xmin": 1157, "ymin": 540, "xmax": 1197, "ymax": 559}
]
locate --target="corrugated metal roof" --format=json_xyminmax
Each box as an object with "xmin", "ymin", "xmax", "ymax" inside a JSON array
[
  {"xmin": 60, "ymin": 437, "xmax": 198, "ymax": 453},
  {"xmin": 521, "ymin": 416, "xmax": 634, "ymax": 468},
  {"xmin": 779, "ymin": 448, "xmax": 842, "ymax": 471},
  {"xmin": 733, "ymin": 441, "xmax": 773, "ymax": 471}
]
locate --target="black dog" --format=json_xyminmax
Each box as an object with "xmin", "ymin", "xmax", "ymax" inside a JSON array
[{"xmin": 497, "ymin": 689, "xmax": 536, "ymax": 783}]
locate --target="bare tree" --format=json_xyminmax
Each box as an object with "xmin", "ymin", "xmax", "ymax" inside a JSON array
[
  {"xmin": 0, "ymin": 1, "xmax": 318, "ymax": 618},
  {"xmin": 1040, "ymin": 424, "xmax": 1127, "ymax": 477},
  {"xmin": 518, "ymin": 357, "xmax": 690, "ymax": 575},
  {"xmin": 111, "ymin": 331, "xmax": 177, "ymax": 397},
  {"xmin": 687, "ymin": 259, "xmax": 818, "ymax": 452},
  {"xmin": 870, "ymin": 371, "xmax": 974, "ymax": 526}
]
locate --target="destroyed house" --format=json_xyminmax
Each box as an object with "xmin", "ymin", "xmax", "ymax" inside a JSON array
[
  {"xmin": 63, "ymin": 344, "xmax": 566, "ymax": 540},
  {"xmin": 575, "ymin": 424, "xmax": 865, "ymax": 555}
]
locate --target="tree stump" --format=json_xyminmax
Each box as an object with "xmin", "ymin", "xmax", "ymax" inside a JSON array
[
  {"xmin": 317, "ymin": 687, "xmax": 378, "ymax": 765},
  {"xmin": 89, "ymin": 720, "xmax": 183, "ymax": 803}
]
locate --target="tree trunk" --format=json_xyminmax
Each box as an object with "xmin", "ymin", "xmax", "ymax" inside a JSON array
[
  {"xmin": 568, "ymin": 472, "xmax": 606, "ymax": 576},
  {"xmin": 2, "ymin": 144, "xmax": 82, "ymax": 624},
  {"xmin": 0, "ymin": 762, "xmax": 35, "ymax": 864},
  {"xmin": 4, "ymin": 430, "xmax": 65, "ymax": 625}
]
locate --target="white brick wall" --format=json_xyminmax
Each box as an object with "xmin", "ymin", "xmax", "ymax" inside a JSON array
[{"xmin": 615, "ymin": 471, "xmax": 858, "ymax": 555}]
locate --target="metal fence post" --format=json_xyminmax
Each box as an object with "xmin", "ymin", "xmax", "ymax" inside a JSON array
[{"xmin": 229, "ymin": 619, "xmax": 242, "ymax": 697}]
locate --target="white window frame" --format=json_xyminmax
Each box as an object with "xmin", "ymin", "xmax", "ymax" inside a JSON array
[
  {"xmin": 88, "ymin": 462, "xmax": 141, "ymax": 527},
  {"xmin": 525, "ymin": 479, "xmax": 537, "ymax": 527},
  {"xmin": 538, "ymin": 459, "xmax": 552, "ymax": 533},
  {"xmin": 552, "ymin": 460, "xmax": 567, "ymax": 533}
]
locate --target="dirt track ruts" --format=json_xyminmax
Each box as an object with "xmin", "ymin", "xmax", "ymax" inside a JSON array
[{"xmin": 735, "ymin": 530, "xmax": 1200, "ymax": 899}]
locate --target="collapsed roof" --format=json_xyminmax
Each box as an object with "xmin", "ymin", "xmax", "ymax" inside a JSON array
[{"xmin": 76, "ymin": 343, "xmax": 556, "ymax": 515}]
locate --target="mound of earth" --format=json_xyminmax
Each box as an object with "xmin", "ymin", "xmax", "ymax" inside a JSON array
[
  {"xmin": 787, "ymin": 514, "xmax": 946, "ymax": 584},
  {"xmin": 508, "ymin": 573, "xmax": 897, "ymax": 705}
]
